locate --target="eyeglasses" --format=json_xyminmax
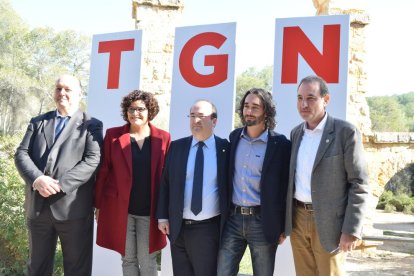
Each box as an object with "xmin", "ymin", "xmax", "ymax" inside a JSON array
[
  {"xmin": 187, "ymin": 114, "xmax": 212, "ymax": 120},
  {"xmin": 127, "ymin": 107, "xmax": 147, "ymax": 114}
]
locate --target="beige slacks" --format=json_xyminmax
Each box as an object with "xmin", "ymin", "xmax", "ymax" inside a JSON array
[{"xmin": 290, "ymin": 206, "xmax": 346, "ymax": 276}]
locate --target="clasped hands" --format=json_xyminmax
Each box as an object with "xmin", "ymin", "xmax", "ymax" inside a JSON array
[{"xmin": 33, "ymin": 175, "xmax": 61, "ymax": 197}]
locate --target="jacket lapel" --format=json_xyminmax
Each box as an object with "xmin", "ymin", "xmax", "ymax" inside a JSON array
[
  {"xmin": 312, "ymin": 115, "xmax": 335, "ymax": 172},
  {"xmin": 118, "ymin": 124, "xmax": 133, "ymax": 175},
  {"xmin": 43, "ymin": 113, "xmax": 55, "ymax": 149},
  {"xmin": 229, "ymin": 128, "xmax": 242, "ymax": 177},
  {"xmin": 262, "ymin": 130, "xmax": 279, "ymax": 175},
  {"xmin": 52, "ymin": 110, "xmax": 83, "ymax": 149},
  {"xmin": 215, "ymin": 135, "xmax": 227, "ymax": 182},
  {"xmin": 177, "ymin": 136, "xmax": 192, "ymax": 208},
  {"xmin": 291, "ymin": 124, "xmax": 304, "ymax": 169},
  {"xmin": 149, "ymin": 124, "xmax": 162, "ymax": 184}
]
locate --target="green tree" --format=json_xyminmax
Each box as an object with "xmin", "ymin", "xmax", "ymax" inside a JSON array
[
  {"xmin": 0, "ymin": 0, "xmax": 90, "ymax": 135},
  {"xmin": 397, "ymin": 92, "xmax": 414, "ymax": 131},
  {"xmin": 367, "ymin": 96, "xmax": 408, "ymax": 132},
  {"xmin": 0, "ymin": 0, "xmax": 32, "ymax": 134},
  {"xmin": 0, "ymin": 134, "xmax": 27, "ymax": 274}
]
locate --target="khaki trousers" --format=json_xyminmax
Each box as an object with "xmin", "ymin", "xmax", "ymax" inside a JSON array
[{"xmin": 290, "ymin": 206, "xmax": 346, "ymax": 276}]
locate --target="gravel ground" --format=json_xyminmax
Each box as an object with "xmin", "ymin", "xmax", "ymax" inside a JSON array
[{"xmin": 346, "ymin": 210, "xmax": 414, "ymax": 275}]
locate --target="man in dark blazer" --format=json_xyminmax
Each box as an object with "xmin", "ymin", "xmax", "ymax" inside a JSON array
[
  {"xmin": 157, "ymin": 99, "xmax": 229, "ymax": 276},
  {"xmin": 14, "ymin": 75, "xmax": 103, "ymax": 276},
  {"xmin": 285, "ymin": 75, "xmax": 370, "ymax": 275},
  {"xmin": 217, "ymin": 88, "xmax": 291, "ymax": 276}
]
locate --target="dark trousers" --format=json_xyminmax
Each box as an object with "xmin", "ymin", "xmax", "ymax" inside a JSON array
[
  {"xmin": 26, "ymin": 205, "xmax": 93, "ymax": 276},
  {"xmin": 171, "ymin": 217, "xmax": 220, "ymax": 276}
]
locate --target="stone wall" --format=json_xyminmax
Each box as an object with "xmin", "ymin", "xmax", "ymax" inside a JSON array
[
  {"xmin": 324, "ymin": 2, "xmax": 414, "ymax": 238},
  {"xmin": 329, "ymin": 3, "xmax": 413, "ymax": 205},
  {"xmin": 132, "ymin": 0, "xmax": 183, "ymax": 130},
  {"xmin": 132, "ymin": 0, "xmax": 414, "ymax": 202},
  {"xmin": 365, "ymin": 133, "xmax": 414, "ymax": 197}
]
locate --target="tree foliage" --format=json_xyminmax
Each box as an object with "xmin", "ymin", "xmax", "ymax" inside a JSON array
[
  {"xmin": 385, "ymin": 163, "xmax": 414, "ymax": 197},
  {"xmin": 367, "ymin": 92, "xmax": 414, "ymax": 132},
  {"xmin": 0, "ymin": 0, "xmax": 90, "ymax": 135},
  {"xmin": 0, "ymin": 134, "xmax": 27, "ymax": 275},
  {"xmin": 0, "ymin": 1, "xmax": 87, "ymax": 273}
]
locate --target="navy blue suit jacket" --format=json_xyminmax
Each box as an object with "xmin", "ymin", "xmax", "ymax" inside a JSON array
[{"xmin": 156, "ymin": 135, "xmax": 229, "ymax": 244}]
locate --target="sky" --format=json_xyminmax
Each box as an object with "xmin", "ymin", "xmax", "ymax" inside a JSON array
[{"xmin": 9, "ymin": 0, "xmax": 414, "ymax": 97}]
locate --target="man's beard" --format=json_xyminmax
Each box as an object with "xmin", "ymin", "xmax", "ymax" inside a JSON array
[{"xmin": 243, "ymin": 115, "xmax": 265, "ymax": 127}]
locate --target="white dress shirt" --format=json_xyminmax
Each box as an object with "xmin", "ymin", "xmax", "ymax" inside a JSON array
[
  {"xmin": 183, "ymin": 135, "xmax": 220, "ymax": 220},
  {"xmin": 294, "ymin": 113, "xmax": 327, "ymax": 203}
]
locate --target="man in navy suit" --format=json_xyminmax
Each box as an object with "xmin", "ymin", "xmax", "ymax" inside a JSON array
[
  {"xmin": 15, "ymin": 75, "xmax": 103, "ymax": 276},
  {"xmin": 217, "ymin": 88, "xmax": 291, "ymax": 276},
  {"xmin": 157, "ymin": 100, "xmax": 229, "ymax": 276}
]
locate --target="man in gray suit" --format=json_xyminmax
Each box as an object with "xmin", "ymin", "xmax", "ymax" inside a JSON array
[
  {"xmin": 285, "ymin": 75, "xmax": 369, "ymax": 275},
  {"xmin": 15, "ymin": 75, "xmax": 103, "ymax": 276}
]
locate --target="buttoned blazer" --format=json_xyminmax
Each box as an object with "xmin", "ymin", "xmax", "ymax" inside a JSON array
[
  {"xmin": 14, "ymin": 109, "xmax": 103, "ymax": 220},
  {"xmin": 285, "ymin": 114, "xmax": 370, "ymax": 252},
  {"xmin": 156, "ymin": 135, "xmax": 229, "ymax": 245},
  {"xmin": 228, "ymin": 128, "xmax": 291, "ymax": 244},
  {"xmin": 95, "ymin": 123, "xmax": 170, "ymax": 255}
]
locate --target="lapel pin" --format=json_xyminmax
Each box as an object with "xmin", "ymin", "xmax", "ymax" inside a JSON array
[{"xmin": 326, "ymin": 139, "xmax": 329, "ymax": 143}]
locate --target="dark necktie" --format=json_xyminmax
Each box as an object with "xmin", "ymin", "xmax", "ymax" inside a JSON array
[
  {"xmin": 191, "ymin": 141, "xmax": 205, "ymax": 216},
  {"xmin": 55, "ymin": 116, "xmax": 68, "ymax": 140}
]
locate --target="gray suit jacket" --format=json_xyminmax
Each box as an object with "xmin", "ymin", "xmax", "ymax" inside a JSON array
[
  {"xmin": 15, "ymin": 109, "xmax": 103, "ymax": 220},
  {"xmin": 285, "ymin": 114, "xmax": 369, "ymax": 252}
]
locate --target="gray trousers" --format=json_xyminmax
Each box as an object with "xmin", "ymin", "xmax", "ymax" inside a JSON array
[{"xmin": 121, "ymin": 214, "xmax": 158, "ymax": 276}]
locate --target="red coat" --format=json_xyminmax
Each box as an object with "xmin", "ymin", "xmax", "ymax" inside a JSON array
[{"xmin": 95, "ymin": 123, "xmax": 170, "ymax": 255}]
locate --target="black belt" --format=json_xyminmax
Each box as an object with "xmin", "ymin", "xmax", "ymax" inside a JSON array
[
  {"xmin": 233, "ymin": 205, "xmax": 260, "ymax": 215},
  {"xmin": 294, "ymin": 199, "xmax": 313, "ymax": 211},
  {"xmin": 183, "ymin": 215, "xmax": 219, "ymax": 225}
]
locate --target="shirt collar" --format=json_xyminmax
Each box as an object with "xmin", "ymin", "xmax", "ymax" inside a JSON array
[
  {"xmin": 303, "ymin": 112, "xmax": 328, "ymax": 133},
  {"xmin": 240, "ymin": 127, "xmax": 268, "ymax": 143},
  {"xmin": 56, "ymin": 109, "xmax": 74, "ymax": 118},
  {"xmin": 192, "ymin": 134, "xmax": 215, "ymax": 149}
]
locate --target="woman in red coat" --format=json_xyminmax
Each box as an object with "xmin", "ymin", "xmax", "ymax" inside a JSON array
[{"xmin": 95, "ymin": 90, "xmax": 170, "ymax": 275}]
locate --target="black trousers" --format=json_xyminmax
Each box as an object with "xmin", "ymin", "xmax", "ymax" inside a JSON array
[
  {"xmin": 26, "ymin": 205, "xmax": 93, "ymax": 276},
  {"xmin": 171, "ymin": 217, "xmax": 220, "ymax": 276}
]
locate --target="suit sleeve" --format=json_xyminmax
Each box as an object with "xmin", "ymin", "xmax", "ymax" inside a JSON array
[
  {"xmin": 59, "ymin": 119, "xmax": 103, "ymax": 194},
  {"xmin": 342, "ymin": 127, "xmax": 370, "ymax": 238},
  {"xmin": 14, "ymin": 119, "xmax": 44, "ymax": 186},
  {"xmin": 156, "ymin": 146, "xmax": 172, "ymax": 220},
  {"xmin": 94, "ymin": 128, "xmax": 112, "ymax": 209}
]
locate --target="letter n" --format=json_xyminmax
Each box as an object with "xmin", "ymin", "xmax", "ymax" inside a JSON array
[{"xmin": 281, "ymin": 24, "xmax": 340, "ymax": 83}]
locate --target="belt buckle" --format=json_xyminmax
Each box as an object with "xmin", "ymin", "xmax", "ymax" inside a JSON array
[{"xmin": 240, "ymin": 207, "xmax": 251, "ymax": 215}]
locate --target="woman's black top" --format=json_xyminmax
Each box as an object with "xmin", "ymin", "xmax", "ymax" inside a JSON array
[{"xmin": 128, "ymin": 136, "xmax": 151, "ymax": 216}]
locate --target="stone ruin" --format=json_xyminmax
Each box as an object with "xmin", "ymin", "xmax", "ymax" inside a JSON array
[{"xmin": 131, "ymin": 0, "xmax": 414, "ymax": 211}]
